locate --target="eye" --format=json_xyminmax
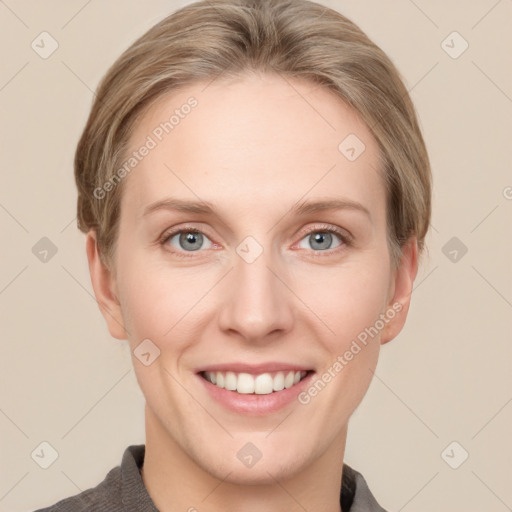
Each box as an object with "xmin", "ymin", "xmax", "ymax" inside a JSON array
[
  {"xmin": 296, "ymin": 225, "xmax": 350, "ymax": 253},
  {"xmin": 160, "ymin": 228, "xmax": 214, "ymax": 256},
  {"xmin": 159, "ymin": 224, "xmax": 351, "ymax": 258}
]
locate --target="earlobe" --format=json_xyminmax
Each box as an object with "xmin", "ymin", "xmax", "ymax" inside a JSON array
[
  {"xmin": 380, "ymin": 239, "xmax": 419, "ymax": 345},
  {"xmin": 85, "ymin": 230, "xmax": 127, "ymax": 340}
]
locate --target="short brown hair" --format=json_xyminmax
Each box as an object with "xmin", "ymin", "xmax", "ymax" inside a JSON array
[{"xmin": 75, "ymin": 0, "xmax": 432, "ymax": 270}]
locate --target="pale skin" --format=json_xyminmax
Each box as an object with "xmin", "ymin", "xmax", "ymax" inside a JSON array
[{"xmin": 86, "ymin": 72, "xmax": 418, "ymax": 512}]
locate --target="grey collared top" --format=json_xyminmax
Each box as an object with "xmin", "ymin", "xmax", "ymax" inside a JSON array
[{"xmin": 34, "ymin": 444, "xmax": 389, "ymax": 511}]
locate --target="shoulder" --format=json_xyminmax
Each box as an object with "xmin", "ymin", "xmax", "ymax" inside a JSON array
[
  {"xmin": 33, "ymin": 465, "xmax": 122, "ymax": 511},
  {"xmin": 342, "ymin": 463, "xmax": 390, "ymax": 512},
  {"xmin": 33, "ymin": 445, "xmax": 152, "ymax": 512}
]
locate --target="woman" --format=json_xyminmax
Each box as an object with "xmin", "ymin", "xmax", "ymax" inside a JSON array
[{"xmin": 36, "ymin": 0, "xmax": 431, "ymax": 510}]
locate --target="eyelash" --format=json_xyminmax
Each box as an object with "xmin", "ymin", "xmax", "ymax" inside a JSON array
[{"xmin": 158, "ymin": 224, "xmax": 352, "ymax": 259}]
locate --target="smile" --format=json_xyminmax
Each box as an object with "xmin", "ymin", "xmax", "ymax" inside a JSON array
[{"xmin": 201, "ymin": 370, "xmax": 310, "ymax": 394}]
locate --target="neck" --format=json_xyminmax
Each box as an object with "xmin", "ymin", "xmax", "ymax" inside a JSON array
[{"xmin": 140, "ymin": 404, "xmax": 347, "ymax": 512}]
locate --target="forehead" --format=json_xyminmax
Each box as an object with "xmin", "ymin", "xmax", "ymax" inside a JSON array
[{"xmin": 121, "ymin": 73, "xmax": 385, "ymax": 222}]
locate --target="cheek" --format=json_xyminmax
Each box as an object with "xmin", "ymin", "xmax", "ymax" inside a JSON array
[
  {"xmin": 116, "ymin": 255, "xmax": 211, "ymax": 344},
  {"xmin": 305, "ymin": 262, "xmax": 390, "ymax": 347}
]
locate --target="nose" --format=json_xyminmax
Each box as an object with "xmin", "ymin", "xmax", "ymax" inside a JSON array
[{"xmin": 217, "ymin": 247, "xmax": 294, "ymax": 343}]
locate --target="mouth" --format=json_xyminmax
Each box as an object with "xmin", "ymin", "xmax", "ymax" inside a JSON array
[
  {"xmin": 194, "ymin": 362, "xmax": 316, "ymax": 414},
  {"xmin": 199, "ymin": 369, "xmax": 313, "ymax": 395}
]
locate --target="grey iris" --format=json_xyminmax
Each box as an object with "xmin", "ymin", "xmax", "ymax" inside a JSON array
[
  {"xmin": 180, "ymin": 232, "xmax": 203, "ymax": 251},
  {"xmin": 310, "ymin": 232, "xmax": 332, "ymax": 250}
]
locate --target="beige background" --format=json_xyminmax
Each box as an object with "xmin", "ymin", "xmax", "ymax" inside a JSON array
[{"xmin": 1, "ymin": 1, "xmax": 511, "ymax": 511}]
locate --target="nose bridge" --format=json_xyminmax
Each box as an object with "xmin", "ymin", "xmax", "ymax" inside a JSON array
[{"xmin": 218, "ymin": 239, "xmax": 294, "ymax": 340}]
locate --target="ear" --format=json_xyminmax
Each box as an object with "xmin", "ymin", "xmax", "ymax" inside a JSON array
[
  {"xmin": 380, "ymin": 238, "xmax": 419, "ymax": 345},
  {"xmin": 85, "ymin": 230, "xmax": 127, "ymax": 340}
]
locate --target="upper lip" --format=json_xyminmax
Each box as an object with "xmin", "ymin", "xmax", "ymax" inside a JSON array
[{"xmin": 196, "ymin": 362, "xmax": 314, "ymax": 374}]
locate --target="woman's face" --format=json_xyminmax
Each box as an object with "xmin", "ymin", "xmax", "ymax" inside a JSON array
[{"xmin": 89, "ymin": 72, "xmax": 417, "ymax": 483}]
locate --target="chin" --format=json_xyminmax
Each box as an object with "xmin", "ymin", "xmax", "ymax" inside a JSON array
[
  {"xmin": 198, "ymin": 442, "xmax": 308, "ymax": 486},
  {"xmin": 212, "ymin": 460, "xmax": 300, "ymax": 486}
]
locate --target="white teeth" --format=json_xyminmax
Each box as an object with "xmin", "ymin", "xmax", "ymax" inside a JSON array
[
  {"xmin": 224, "ymin": 371, "xmax": 237, "ymax": 391},
  {"xmin": 273, "ymin": 372, "xmax": 285, "ymax": 391},
  {"xmin": 254, "ymin": 373, "xmax": 274, "ymax": 394},
  {"xmin": 284, "ymin": 371, "xmax": 295, "ymax": 389},
  {"xmin": 237, "ymin": 373, "xmax": 255, "ymax": 394},
  {"xmin": 203, "ymin": 370, "xmax": 308, "ymax": 394}
]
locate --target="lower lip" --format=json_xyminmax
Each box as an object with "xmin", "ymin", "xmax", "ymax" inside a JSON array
[{"xmin": 196, "ymin": 371, "xmax": 315, "ymax": 415}]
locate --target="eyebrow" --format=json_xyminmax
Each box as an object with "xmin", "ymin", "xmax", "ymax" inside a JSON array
[{"xmin": 142, "ymin": 197, "xmax": 371, "ymax": 220}]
